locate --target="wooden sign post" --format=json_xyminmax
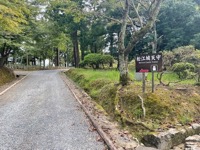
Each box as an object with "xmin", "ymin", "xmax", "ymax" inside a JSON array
[
  {"xmin": 139, "ymin": 69, "xmax": 149, "ymax": 93},
  {"xmin": 136, "ymin": 54, "xmax": 162, "ymax": 93}
]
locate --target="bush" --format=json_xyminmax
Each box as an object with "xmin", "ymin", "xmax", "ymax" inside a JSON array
[
  {"xmin": 172, "ymin": 62, "xmax": 195, "ymax": 79},
  {"xmin": 80, "ymin": 53, "xmax": 114, "ymax": 69}
]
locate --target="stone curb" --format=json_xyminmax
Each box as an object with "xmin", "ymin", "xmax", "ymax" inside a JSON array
[{"xmin": 142, "ymin": 123, "xmax": 200, "ymax": 150}]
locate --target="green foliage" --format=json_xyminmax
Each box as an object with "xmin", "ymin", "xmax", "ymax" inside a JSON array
[
  {"xmin": 172, "ymin": 62, "xmax": 195, "ymax": 79},
  {"xmin": 162, "ymin": 46, "xmax": 200, "ymax": 83},
  {"xmin": 190, "ymin": 33, "xmax": 200, "ymax": 49},
  {"xmin": 173, "ymin": 45, "xmax": 196, "ymax": 63},
  {"xmin": 0, "ymin": 0, "xmax": 29, "ymax": 34},
  {"xmin": 162, "ymin": 45, "xmax": 198, "ymax": 67},
  {"xmin": 80, "ymin": 53, "xmax": 114, "ymax": 69},
  {"xmin": 178, "ymin": 115, "xmax": 193, "ymax": 125},
  {"xmin": 66, "ymin": 68, "xmax": 200, "ymax": 140},
  {"xmin": 145, "ymin": 93, "xmax": 172, "ymax": 120},
  {"xmin": 157, "ymin": 0, "xmax": 200, "ymax": 50}
]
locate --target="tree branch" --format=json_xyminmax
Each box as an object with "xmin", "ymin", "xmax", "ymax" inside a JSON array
[
  {"xmin": 97, "ymin": 13, "xmax": 122, "ymax": 24},
  {"xmin": 138, "ymin": 95, "xmax": 146, "ymax": 118},
  {"xmin": 125, "ymin": 0, "xmax": 163, "ymax": 55},
  {"xmin": 131, "ymin": 0, "xmax": 143, "ymax": 27}
]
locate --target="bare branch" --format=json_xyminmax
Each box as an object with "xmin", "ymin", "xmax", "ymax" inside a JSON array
[
  {"xmin": 131, "ymin": 0, "xmax": 143, "ymax": 27},
  {"xmin": 134, "ymin": 0, "xmax": 148, "ymax": 11},
  {"xmin": 125, "ymin": 0, "xmax": 163, "ymax": 55},
  {"xmin": 98, "ymin": 13, "xmax": 122, "ymax": 24},
  {"xmin": 127, "ymin": 16, "xmax": 137, "ymax": 32}
]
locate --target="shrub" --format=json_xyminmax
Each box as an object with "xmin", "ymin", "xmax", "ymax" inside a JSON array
[
  {"xmin": 80, "ymin": 53, "xmax": 114, "ymax": 69},
  {"xmin": 172, "ymin": 62, "xmax": 195, "ymax": 79},
  {"xmin": 79, "ymin": 61, "xmax": 87, "ymax": 68}
]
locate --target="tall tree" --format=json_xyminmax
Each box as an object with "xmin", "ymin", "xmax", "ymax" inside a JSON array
[
  {"xmin": 46, "ymin": 0, "xmax": 85, "ymax": 67},
  {"xmin": 117, "ymin": 0, "xmax": 163, "ymax": 85},
  {"xmin": 0, "ymin": 0, "xmax": 29, "ymax": 67},
  {"xmin": 157, "ymin": 0, "xmax": 200, "ymax": 50}
]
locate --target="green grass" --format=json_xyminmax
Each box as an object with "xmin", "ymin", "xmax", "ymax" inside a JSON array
[
  {"xmin": 68, "ymin": 68, "xmax": 196, "ymax": 86},
  {"xmin": 71, "ymin": 68, "xmax": 120, "ymax": 82},
  {"xmin": 66, "ymin": 68, "xmax": 200, "ymax": 140},
  {"xmin": 146, "ymin": 72, "xmax": 196, "ymax": 85}
]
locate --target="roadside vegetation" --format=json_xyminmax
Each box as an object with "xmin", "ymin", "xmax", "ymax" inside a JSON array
[
  {"xmin": 66, "ymin": 68, "xmax": 200, "ymax": 140},
  {"xmin": 0, "ymin": 67, "xmax": 15, "ymax": 86},
  {"xmin": 66, "ymin": 45, "xmax": 200, "ymax": 140}
]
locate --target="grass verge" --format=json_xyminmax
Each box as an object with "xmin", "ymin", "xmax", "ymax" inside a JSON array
[
  {"xmin": 65, "ymin": 68, "xmax": 200, "ymax": 140},
  {"xmin": 0, "ymin": 67, "xmax": 15, "ymax": 86}
]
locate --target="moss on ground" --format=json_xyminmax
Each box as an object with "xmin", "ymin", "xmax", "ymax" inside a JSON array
[
  {"xmin": 0, "ymin": 67, "xmax": 15, "ymax": 86},
  {"xmin": 65, "ymin": 69, "xmax": 200, "ymax": 140}
]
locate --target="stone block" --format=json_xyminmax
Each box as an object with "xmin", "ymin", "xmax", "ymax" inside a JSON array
[
  {"xmin": 192, "ymin": 123, "xmax": 200, "ymax": 134},
  {"xmin": 168, "ymin": 128, "xmax": 186, "ymax": 146},
  {"xmin": 185, "ymin": 135, "xmax": 200, "ymax": 150},
  {"xmin": 185, "ymin": 126, "xmax": 195, "ymax": 137}
]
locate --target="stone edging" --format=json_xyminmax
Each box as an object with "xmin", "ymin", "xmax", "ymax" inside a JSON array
[{"xmin": 141, "ymin": 123, "xmax": 200, "ymax": 150}]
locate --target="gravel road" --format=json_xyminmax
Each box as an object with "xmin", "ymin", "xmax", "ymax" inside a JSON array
[{"xmin": 0, "ymin": 70, "xmax": 105, "ymax": 150}]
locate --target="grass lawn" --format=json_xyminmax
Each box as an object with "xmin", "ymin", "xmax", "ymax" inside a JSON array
[{"xmin": 69, "ymin": 68, "xmax": 196, "ymax": 85}]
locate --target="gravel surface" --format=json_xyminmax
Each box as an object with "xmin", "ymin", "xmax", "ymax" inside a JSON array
[{"xmin": 0, "ymin": 70, "xmax": 105, "ymax": 150}]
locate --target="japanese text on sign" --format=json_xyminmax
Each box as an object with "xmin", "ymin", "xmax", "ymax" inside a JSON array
[
  {"xmin": 136, "ymin": 54, "xmax": 162, "ymax": 63},
  {"xmin": 135, "ymin": 53, "xmax": 162, "ymax": 72}
]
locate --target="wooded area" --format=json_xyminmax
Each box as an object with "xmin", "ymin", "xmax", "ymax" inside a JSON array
[{"xmin": 0, "ymin": 0, "xmax": 200, "ymax": 85}]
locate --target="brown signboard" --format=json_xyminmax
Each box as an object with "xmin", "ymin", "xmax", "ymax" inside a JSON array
[{"xmin": 135, "ymin": 53, "xmax": 162, "ymax": 72}]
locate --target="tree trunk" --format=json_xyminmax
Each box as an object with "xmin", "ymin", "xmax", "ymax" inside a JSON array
[
  {"xmin": 118, "ymin": 0, "xmax": 129, "ymax": 85},
  {"xmin": 0, "ymin": 57, "xmax": 6, "ymax": 67},
  {"xmin": 119, "ymin": 52, "xmax": 129, "ymax": 86},
  {"xmin": 109, "ymin": 34, "xmax": 114, "ymax": 56},
  {"xmin": 43, "ymin": 59, "xmax": 45, "ymax": 69},
  {"xmin": 72, "ymin": 30, "xmax": 80, "ymax": 68},
  {"xmin": 39, "ymin": 58, "xmax": 42, "ymax": 68},
  {"xmin": 0, "ymin": 43, "xmax": 10, "ymax": 67},
  {"xmin": 57, "ymin": 48, "xmax": 59, "ymax": 67}
]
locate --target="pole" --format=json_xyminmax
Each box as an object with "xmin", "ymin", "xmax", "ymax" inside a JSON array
[
  {"xmin": 142, "ymin": 73, "xmax": 145, "ymax": 93},
  {"xmin": 152, "ymin": 71, "xmax": 155, "ymax": 93}
]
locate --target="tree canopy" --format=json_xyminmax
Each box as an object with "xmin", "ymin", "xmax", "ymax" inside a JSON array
[{"xmin": 1, "ymin": 0, "xmax": 200, "ymax": 85}]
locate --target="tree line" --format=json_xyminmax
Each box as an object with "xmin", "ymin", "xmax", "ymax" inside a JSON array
[{"xmin": 0, "ymin": 0, "xmax": 200, "ymax": 85}]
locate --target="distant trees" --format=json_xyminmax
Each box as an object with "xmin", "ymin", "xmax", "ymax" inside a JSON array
[
  {"xmin": 1, "ymin": 0, "xmax": 200, "ymax": 87},
  {"xmin": 46, "ymin": 0, "xmax": 85, "ymax": 67},
  {"xmin": 157, "ymin": 0, "xmax": 200, "ymax": 50}
]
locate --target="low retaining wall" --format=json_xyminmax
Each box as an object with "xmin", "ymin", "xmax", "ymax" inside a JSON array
[{"xmin": 141, "ymin": 123, "xmax": 200, "ymax": 150}]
